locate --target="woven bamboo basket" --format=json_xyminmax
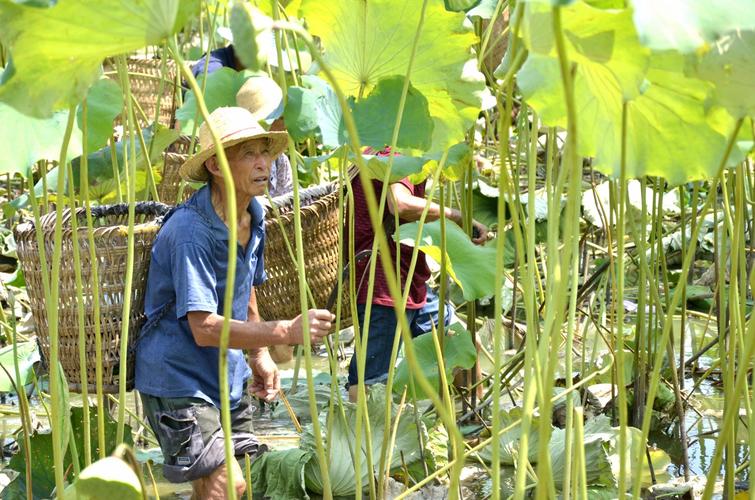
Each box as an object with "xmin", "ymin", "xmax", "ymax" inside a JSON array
[
  {"xmin": 14, "ymin": 202, "xmax": 171, "ymax": 393},
  {"xmin": 158, "ymin": 139, "xmax": 197, "ymax": 205},
  {"xmin": 107, "ymin": 57, "xmax": 179, "ymax": 128},
  {"xmin": 256, "ymin": 183, "xmax": 350, "ymax": 325}
]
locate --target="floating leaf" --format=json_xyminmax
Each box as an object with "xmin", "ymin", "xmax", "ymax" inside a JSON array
[
  {"xmin": 0, "ymin": 0, "xmax": 199, "ymax": 117},
  {"xmin": 397, "ymin": 220, "xmax": 497, "ymax": 300},
  {"xmin": 74, "ymin": 456, "xmax": 142, "ymax": 500},
  {"xmin": 300, "ymin": 0, "xmax": 486, "ymax": 151},
  {"xmin": 629, "ymin": 0, "xmax": 755, "ymax": 53},
  {"xmin": 393, "ymin": 323, "xmax": 477, "ymax": 399}
]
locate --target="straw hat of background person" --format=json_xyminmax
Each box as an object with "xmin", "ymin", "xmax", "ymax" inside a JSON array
[
  {"xmin": 236, "ymin": 76, "xmax": 284, "ymax": 124},
  {"xmin": 180, "ymin": 106, "xmax": 288, "ymax": 183}
]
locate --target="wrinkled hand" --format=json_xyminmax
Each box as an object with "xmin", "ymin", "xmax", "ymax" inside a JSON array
[
  {"xmin": 471, "ymin": 220, "xmax": 489, "ymax": 245},
  {"xmin": 249, "ymin": 350, "xmax": 280, "ymax": 402},
  {"xmin": 287, "ymin": 309, "xmax": 335, "ymax": 345}
]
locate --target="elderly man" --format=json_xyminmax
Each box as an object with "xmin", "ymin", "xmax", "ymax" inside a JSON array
[{"xmin": 135, "ymin": 106, "xmax": 334, "ymax": 498}]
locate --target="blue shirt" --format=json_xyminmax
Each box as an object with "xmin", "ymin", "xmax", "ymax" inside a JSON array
[
  {"xmin": 135, "ymin": 184, "xmax": 266, "ymax": 409},
  {"xmin": 191, "ymin": 45, "xmax": 237, "ymax": 80}
]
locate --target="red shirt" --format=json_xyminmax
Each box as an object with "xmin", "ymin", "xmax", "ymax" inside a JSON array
[{"xmin": 347, "ymin": 174, "xmax": 430, "ymax": 309}]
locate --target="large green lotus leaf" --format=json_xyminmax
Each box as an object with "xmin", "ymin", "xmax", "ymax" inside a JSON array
[
  {"xmin": 0, "ymin": 105, "xmax": 82, "ymax": 178},
  {"xmin": 694, "ymin": 30, "xmax": 755, "ymax": 119},
  {"xmin": 359, "ymin": 154, "xmax": 433, "ymax": 183},
  {"xmin": 393, "ymin": 323, "xmax": 477, "ymax": 399},
  {"xmin": 397, "ymin": 220, "xmax": 497, "ymax": 300},
  {"xmin": 251, "ymin": 448, "xmax": 311, "ymax": 500},
  {"xmin": 285, "ymin": 75, "xmax": 434, "ymax": 150},
  {"xmin": 519, "ymin": 49, "xmax": 737, "ymax": 184},
  {"xmin": 0, "ymin": 76, "xmax": 123, "ymax": 178},
  {"xmin": 76, "ymin": 78, "xmax": 123, "ymax": 152},
  {"xmin": 177, "ymin": 68, "xmax": 264, "ymax": 134},
  {"xmin": 629, "ymin": 0, "xmax": 755, "ymax": 53},
  {"xmin": 300, "ymin": 0, "xmax": 486, "ymax": 152},
  {"xmin": 74, "ymin": 456, "xmax": 142, "ymax": 500},
  {"xmin": 302, "ymin": 384, "xmax": 425, "ymax": 496},
  {"xmin": 4, "ymin": 406, "xmax": 132, "ymax": 498},
  {"xmin": 444, "ymin": 0, "xmax": 482, "ymax": 12},
  {"xmin": 0, "ymin": 0, "xmax": 199, "ymax": 117},
  {"xmin": 230, "ymin": 3, "xmax": 274, "ymax": 72},
  {"xmin": 351, "ymin": 76, "xmax": 434, "ymax": 150},
  {"xmin": 521, "ymin": 1, "xmax": 648, "ymax": 100}
]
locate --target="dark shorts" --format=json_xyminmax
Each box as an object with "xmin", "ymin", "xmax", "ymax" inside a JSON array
[
  {"xmin": 348, "ymin": 288, "xmax": 452, "ymax": 387},
  {"xmin": 140, "ymin": 390, "xmax": 267, "ymax": 483}
]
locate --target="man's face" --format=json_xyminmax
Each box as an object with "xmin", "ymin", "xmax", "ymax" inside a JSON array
[{"xmin": 225, "ymin": 138, "xmax": 273, "ymax": 197}]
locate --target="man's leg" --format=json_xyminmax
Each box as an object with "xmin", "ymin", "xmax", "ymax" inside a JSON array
[
  {"xmin": 347, "ymin": 304, "xmax": 402, "ymax": 402},
  {"xmin": 140, "ymin": 391, "xmax": 259, "ymax": 498}
]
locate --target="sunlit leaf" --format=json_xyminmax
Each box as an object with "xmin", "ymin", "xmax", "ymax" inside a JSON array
[
  {"xmin": 444, "ymin": 0, "xmax": 482, "ymax": 12},
  {"xmin": 518, "ymin": 2, "xmax": 739, "ymax": 184},
  {"xmin": 230, "ymin": 3, "xmax": 275, "ymax": 72},
  {"xmin": 0, "ymin": 105, "xmax": 81, "ymax": 178},
  {"xmin": 393, "ymin": 323, "xmax": 477, "ymax": 399},
  {"xmin": 300, "ymin": 0, "xmax": 486, "ymax": 151},
  {"xmin": 694, "ymin": 30, "xmax": 755, "ymax": 119},
  {"xmin": 0, "ymin": 0, "xmax": 199, "ymax": 117},
  {"xmin": 629, "ymin": 0, "xmax": 755, "ymax": 53},
  {"xmin": 397, "ymin": 220, "xmax": 497, "ymax": 300}
]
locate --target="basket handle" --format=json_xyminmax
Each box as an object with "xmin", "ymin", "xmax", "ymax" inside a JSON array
[{"xmin": 38, "ymin": 202, "xmax": 171, "ymax": 230}]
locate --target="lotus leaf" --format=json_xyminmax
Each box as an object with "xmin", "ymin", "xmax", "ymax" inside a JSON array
[
  {"xmin": 0, "ymin": 0, "xmax": 199, "ymax": 117},
  {"xmin": 397, "ymin": 220, "xmax": 497, "ymax": 300},
  {"xmin": 629, "ymin": 0, "xmax": 755, "ymax": 53},
  {"xmin": 300, "ymin": 0, "xmax": 486, "ymax": 152},
  {"xmin": 74, "ymin": 456, "xmax": 142, "ymax": 500},
  {"xmin": 518, "ymin": 2, "xmax": 739, "ymax": 184},
  {"xmin": 393, "ymin": 323, "xmax": 478, "ymax": 399}
]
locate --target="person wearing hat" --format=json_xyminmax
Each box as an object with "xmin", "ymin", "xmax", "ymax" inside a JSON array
[
  {"xmin": 236, "ymin": 75, "xmax": 293, "ymax": 198},
  {"xmin": 135, "ymin": 106, "xmax": 334, "ymax": 498}
]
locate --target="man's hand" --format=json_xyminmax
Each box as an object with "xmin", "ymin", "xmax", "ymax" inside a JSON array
[
  {"xmin": 287, "ymin": 309, "xmax": 335, "ymax": 345},
  {"xmin": 471, "ymin": 220, "xmax": 489, "ymax": 245},
  {"xmin": 249, "ymin": 349, "xmax": 280, "ymax": 402}
]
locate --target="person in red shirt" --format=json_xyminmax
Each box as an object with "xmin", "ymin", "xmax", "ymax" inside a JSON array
[{"xmin": 346, "ymin": 148, "xmax": 488, "ymax": 401}]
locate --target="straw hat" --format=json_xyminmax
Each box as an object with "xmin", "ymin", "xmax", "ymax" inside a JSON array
[
  {"xmin": 179, "ymin": 107, "xmax": 288, "ymax": 183},
  {"xmin": 236, "ymin": 76, "xmax": 284, "ymax": 123}
]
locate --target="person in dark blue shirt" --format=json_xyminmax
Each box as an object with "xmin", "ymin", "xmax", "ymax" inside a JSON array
[{"xmin": 136, "ymin": 106, "xmax": 334, "ymax": 498}]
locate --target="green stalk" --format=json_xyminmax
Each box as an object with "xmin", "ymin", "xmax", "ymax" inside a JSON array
[
  {"xmin": 46, "ymin": 107, "xmax": 77, "ymax": 499},
  {"xmin": 533, "ymin": 7, "xmax": 581, "ymax": 498},
  {"xmin": 170, "ymin": 42, "xmax": 241, "ymax": 500},
  {"xmin": 646, "ymin": 118, "xmax": 744, "ymax": 500},
  {"xmin": 1, "ymin": 293, "xmax": 33, "ymax": 500},
  {"xmin": 78, "ymin": 118, "xmax": 106, "ymax": 459},
  {"xmin": 65, "ymin": 158, "xmax": 90, "ymax": 466},
  {"xmin": 115, "ymin": 56, "xmax": 139, "ymax": 445},
  {"xmin": 614, "ymin": 102, "xmax": 629, "ymax": 494}
]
